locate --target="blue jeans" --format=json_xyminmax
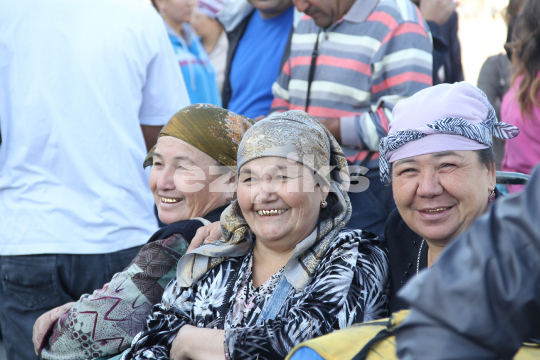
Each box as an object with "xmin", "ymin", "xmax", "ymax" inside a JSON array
[
  {"xmin": 0, "ymin": 246, "xmax": 142, "ymax": 360},
  {"xmin": 346, "ymin": 169, "xmax": 396, "ymax": 237}
]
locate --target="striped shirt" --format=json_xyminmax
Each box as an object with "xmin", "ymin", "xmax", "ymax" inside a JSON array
[{"xmin": 270, "ymin": 0, "xmax": 433, "ymax": 164}]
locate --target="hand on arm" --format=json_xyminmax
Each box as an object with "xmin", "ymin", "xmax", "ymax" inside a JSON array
[
  {"xmin": 170, "ymin": 325, "xmax": 226, "ymax": 360},
  {"xmin": 187, "ymin": 221, "xmax": 222, "ymax": 253},
  {"xmin": 33, "ymin": 302, "xmax": 75, "ymax": 354}
]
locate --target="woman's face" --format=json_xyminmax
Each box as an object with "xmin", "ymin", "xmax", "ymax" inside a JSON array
[
  {"xmin": 237, "ymin": 157, "xmax": 327, "ymax": 251},
  {"xmin": 149, "ymin": 136, "xmax": 236, "ymax": 225},
  {"xmin": 156, "ymin": 0, "xmax": 197, "ymax": 26},
  {"xmin": 392, "ymin": 150, "xmax": 496, "ymax": 246}
]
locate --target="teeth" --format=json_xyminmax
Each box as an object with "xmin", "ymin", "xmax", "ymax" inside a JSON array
[
  {"xmin": 425, "ymin": 207, "xmax": 448, "ymax": 213},
  {"xmin": 257, "ymin": 209, "xmax": 287, "ymax": 216},
  {"xmin": 161, "ymin": 197, "xmax": 179, "ymax": 203}
]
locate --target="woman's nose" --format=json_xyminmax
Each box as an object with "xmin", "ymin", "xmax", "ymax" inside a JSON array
[
  {"xmin": 157, "ymin": 168, "xmax": 176, "ymax": 190},
  {"xmin": 416, "ymin": 171, "xmax": 444, "ymax": 198}
]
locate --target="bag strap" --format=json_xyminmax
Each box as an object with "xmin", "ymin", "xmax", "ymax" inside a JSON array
[
  {"xmin": 305, "ymin": 28, "xmax": 322, "ymax": 112},
  {"xmin": 351, "ymin": 328, "xmax": 393, "ymax": 360}
]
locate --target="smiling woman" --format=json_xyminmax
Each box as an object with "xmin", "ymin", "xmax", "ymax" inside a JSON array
[
  {"xmin": 379, "ymin": 82, "xmax": 520, "ymax": 313},
  {"xmin": 120, "ymin": 111, "xmax": 389, "ymax": 360},
  {"xmin": 35, "ymin": 104, "xmax": 253, "ymax": 360}
]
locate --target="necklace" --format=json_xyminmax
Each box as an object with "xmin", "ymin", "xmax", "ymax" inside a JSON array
[{"xmin": 416, "ymin": 238, "xmax": 425, "ymax": 275}]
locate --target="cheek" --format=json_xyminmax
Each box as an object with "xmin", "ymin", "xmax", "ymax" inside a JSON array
[
  {"xmin": 392, "ymin": 179, "xmax": 415, "ymax": 210},
  {"xmin": 149, "ymin": 170, "xmax": 159, "ymax": 193},
  {"xmin": 237, "ymin": 184, "xmax": 254, "ymax": 212}
]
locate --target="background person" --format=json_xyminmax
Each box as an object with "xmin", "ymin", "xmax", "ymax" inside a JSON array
[
  {"xmin": 477, "ymin": 0, "xmax": 526, "ymax": 169},
  {"xmin": 0, "ymin": 1, "xmax": 189, "ymax": 359},
  {"xmin": 120, "ymin": 111, "xmax": 389, "ymax": 360},
  {"xmin": 396, "ymin": 165, "xmax": 540, "ymax": 360},
  {"xmin": 270, "ymin": 0, "xmax": 433, "ymax": 235},
  {"xmin": 152, "ymin": 0, "xmax": 222, "ymax": 105},
  {"xmin": 379, "ymin": 82, "xmax": 519, "ymax": 312},
  {"xmin": 191, "ymin": 0, "xmax": 231, "ymax": 92},
  {"xmin": 412, "ymin": 0, "xmax": 464, "ymax": 85},
  {"xmin": 34, "ymin": 105, "xmax": 252, "ymax": 360},
  {"xmin": 501, "ymin": 0, "xmax": 540, "ymax": 193},
  {"xmin": 218, "ymin": 0, "xmax": 295, "ymax": 120}
]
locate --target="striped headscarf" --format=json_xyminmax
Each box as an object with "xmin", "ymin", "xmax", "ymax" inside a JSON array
[{"xmin": 379, "ymin": 82, "xmax": 520, "ymax": 185}]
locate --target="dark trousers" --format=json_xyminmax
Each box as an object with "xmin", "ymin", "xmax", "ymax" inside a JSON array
[
  {"xmin": 346, "ymin": 169, "xmax": 396, "ymax": 237},
  {"xmin": 0, "ymin": 246, "xmax": 142, "ymax": 360}
]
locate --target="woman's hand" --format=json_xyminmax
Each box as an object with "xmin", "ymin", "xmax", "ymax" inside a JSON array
[
  {"xmin": 187, "ymin": 221, "xmax": 223, "ymax": 253},
  {"xmin": 32, "ymin": 302, "xmax": 76, "ymax": 354},
  {"xmin": 170, "ymin": 325, "xmax": 226, "ymax": 360}
]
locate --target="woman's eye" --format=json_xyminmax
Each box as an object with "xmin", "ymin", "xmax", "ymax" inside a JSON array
[
  {"xmin": 153, "ymin": 161, "xmax": 163, "ymax": 167},
  {"xmin": 242, "ymin": 177, "xmax": 252, "ymax": 183},
  {"xmin": 441, "ymin": 163, "xmax": 456, "ymax": 168},
  {"xmin": 400, "ymin": 168, "xmax": 416, "ymax": 175}
]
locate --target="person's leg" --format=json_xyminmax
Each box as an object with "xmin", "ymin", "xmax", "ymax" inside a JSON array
[
  {"xmin": 0, "ymin": 246, "xmax": 142, "ymax": 360},
  {"xmin": 346, "ymin": 169, "xmax": 396, "ymax": 237},
  {"xmin": 0, "ymin": 254, "xmax": 72, "ymax": 360}
]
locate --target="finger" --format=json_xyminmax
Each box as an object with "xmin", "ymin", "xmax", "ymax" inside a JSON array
[{"xmin": 187, "ymin": 227, "xmax": 208, "ymax": 253}]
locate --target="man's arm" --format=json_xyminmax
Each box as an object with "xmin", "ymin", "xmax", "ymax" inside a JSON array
[
  {"xmin": 396, "ymin": 166, "xmax": 540, "ymax": 360},
  {"xmin": 340, "ymin": 19, "xmax": 433, "ymax": 150},
  {"xmin": 141, "ymin": 125, "xmax": 162, "ymax": 152}
]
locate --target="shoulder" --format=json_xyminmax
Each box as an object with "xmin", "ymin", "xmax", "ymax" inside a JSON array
[
  {"xmin": 371, "ymin": 0, "xmax": 425, "ymax": 26},
  {"xmin": 328, "ymin": 229, "xmax": 388, "ymax": 263},
  {"xmin": 147, "ymin": 219, "xmax": 206, "ymax": 243}
]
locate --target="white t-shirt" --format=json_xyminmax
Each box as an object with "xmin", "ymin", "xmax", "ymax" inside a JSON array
[{"xmin": 0, "ymin": 0, "xmax": 190, "ymax": 255}]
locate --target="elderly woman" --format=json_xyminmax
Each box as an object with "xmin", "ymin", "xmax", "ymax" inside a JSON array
[
  {"xmin": 119, "ymin": 111, "xmax": 389, "ymax": 360},
  {"xmin": 284, "ymin": 82, "xmax": 521, "ymax": 360},
  {"xmin": 34, "ymin": 104, "xmax": 252, "ymax": 360},
  {"xmin": 381, "ymin": 82, "xmax": 519, "ymax": 312}
]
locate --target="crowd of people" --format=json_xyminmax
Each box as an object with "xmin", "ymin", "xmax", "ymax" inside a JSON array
[{"xmin": 1, "ymin": 0, "xmax": 539, "ymax": 359}]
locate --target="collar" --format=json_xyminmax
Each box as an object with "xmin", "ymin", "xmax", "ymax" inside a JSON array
[
  {"xmin": 164, "ymin": 20, "xmax": 194, "ymax": 44},
  {"xmin": 343, "ymin": 0, "xmax": 379, "ymax": 24}
]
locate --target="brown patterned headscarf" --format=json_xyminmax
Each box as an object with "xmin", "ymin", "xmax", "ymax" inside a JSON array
[
  {"xmin": 143, "ymin": 104, "xmax": 253, "ymax": 170},
  {"xmin": 176, "ymin": 111, "xmax": 352, "ymax": 290}
]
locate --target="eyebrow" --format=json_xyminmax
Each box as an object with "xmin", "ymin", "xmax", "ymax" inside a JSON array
[
  {"xmin": 152, "ymin": 152, "xmax": 195, "ymax": 163},
  {"xmin": 430, "ymin": 151, "xmax": 462, "ymax": 159},
  {"xmin": 394, "ymin": 158, "xmax": 416, "ymax": 167},
  {"xmin": 239, "ymin": 164, "xmax": 291, "ymax": 175}
]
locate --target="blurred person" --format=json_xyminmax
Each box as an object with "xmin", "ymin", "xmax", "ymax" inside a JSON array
[
  {"xmin": 118, "ymin": 111, "xmax": 388, "ymax": 360},
  {"xmin": 152, "ymin": 0, "xmax": 222, "ymax": 105},
  {"xmin": 395, "ymin": 165, "xmax": 540, "ymax": 360},
  {"xmin": 219, "ymin": 0, "xmax": 295, "ymax": 120},
  {"xmin": 191, "ymin": 0, "xmax": 231, "ymax": 92},
  {"xmin": 478, "ymin": 0, "xmax": 526, "ymax": 169},
  {"xmin": 33, "ymin": 105, "xmax": 253, "ymax": 360},
  {"xmin": 412, "ymin": 0, "xmax": 464, "ymax": 85},
  {"xmin": 0, "ymin": 0, "xmax": 189, "ymax": 359},
  {"xmin": 270, "ymin": 0, "xmax": 433, "ymax": 235},
  {"xmin": 501, "ymin": 0, "xmax": 540, "ymax": 193}
]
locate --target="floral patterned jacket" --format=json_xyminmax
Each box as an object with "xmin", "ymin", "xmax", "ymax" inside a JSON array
[{"xmin": 122, "ymin": 229, "xmax": 389, "ymax": 360}]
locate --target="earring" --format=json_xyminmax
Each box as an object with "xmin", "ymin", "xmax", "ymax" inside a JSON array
[
  {"xmin": 489, "ymin": 190, "xmax": 496, "ymax": 202},
  {"xmin": 320, "ymin": 200, "xmax": 327, "ymax": 208}
]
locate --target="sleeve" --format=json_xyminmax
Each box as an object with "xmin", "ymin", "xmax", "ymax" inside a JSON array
[
  {"xmin": 447, "ymin": 13, "xmax": 464, "ymax": 83},
  {"xmin": 122, "ymin": 278, "xmax": 196, "ymax": 360},
  {"xmin": 269, "ymin": 56, "xmax": 293, "ymax": 114},
  {"xmin": 138, "ymin": 18, "xmax": 190, "ymax": 126},
  {"xmin": 340, "ymin": 20, "xmax": 433, "ymax": 150},
  {"xmin": 40, "ymin": 235, "xmax": 189, "ymax": 360},
  {"xmin": 395, "ymin": 166, "xmax": 540, "ymax": 360},
  {"xmin": 225, "ymin": 232, "xmax": 389, "ymax": 360}
]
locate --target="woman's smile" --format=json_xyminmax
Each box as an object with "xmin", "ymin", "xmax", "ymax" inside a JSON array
[
  {"xmin": 161, "ymin": 196, "xmax": 183, "ymax": 204},
  {"xmin": 416, "ymin": 205, "xmax": 454, "ymax": 221},
  {"xmin": 256, "ymin": 209, "xmax": 288, "ymax": 217}
]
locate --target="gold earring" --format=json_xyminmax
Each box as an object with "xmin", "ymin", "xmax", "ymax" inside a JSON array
[{"xmin": 320, "ymin": 200, "xmax": 327, "ymax": 208}]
